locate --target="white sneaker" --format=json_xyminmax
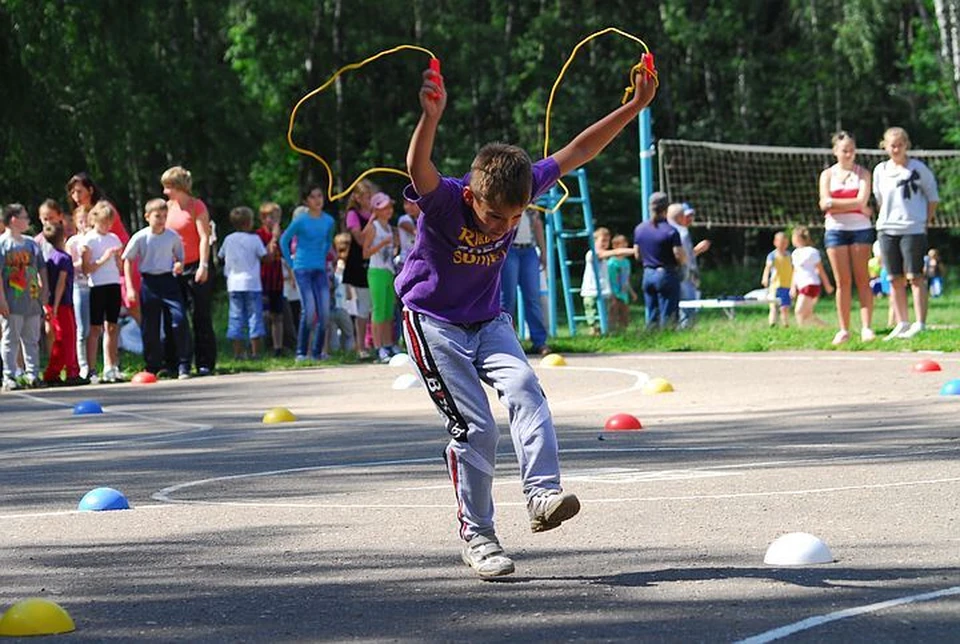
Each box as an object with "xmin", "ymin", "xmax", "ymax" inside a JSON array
[
  {"xmin": 860, "ymin": 328, "xmax": 876, "ymax": 342},
  {"xmin": 898, "ymin": 322, "xmax": 926, "ymax": 339},
  {"xmin": 832, "ymin": 330, "xmax": 850, "ymax": 346},
  {"xmin": 528, "ymin": 490, "xmax": 581, "ymax": 533},
  {"xmin": 883, "ymin": 322, "xmax": 911, "ymax": 341},
  {"xmin": 461, "ymin": 535, "xmax": 515, "ymax": 578}
]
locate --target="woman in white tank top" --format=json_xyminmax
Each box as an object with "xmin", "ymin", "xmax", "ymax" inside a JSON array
[{"xmin": 817, "ymin": 131, "xmax": 875, "ymax": 346}]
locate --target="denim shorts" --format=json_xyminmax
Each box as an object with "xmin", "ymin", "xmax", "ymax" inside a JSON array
[
  {"xmin": 824, "ymin": 228, "xmax": 874, "ymax": 248},
  {"xmin": 227, "ymin": 290, "xmax": 266, "ymax": 340},
  {"xmin": 878, "ymin": 232, "xmax": 927, "ymax": 278},
  {"xmin": 773, "ymin": 287, "xmax": 791, "ymax": 307}
]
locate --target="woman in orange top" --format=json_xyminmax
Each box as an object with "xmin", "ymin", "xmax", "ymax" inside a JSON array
[{"xmin": 161, "ymin": 165, "xmax": 217, "ymax": 376}]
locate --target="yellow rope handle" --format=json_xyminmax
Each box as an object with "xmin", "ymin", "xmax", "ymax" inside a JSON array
[
  {"xmin": 286, "ymin": 44, "xmax": 436, "ymax": 202},
  {"xmin": 535, "ymin": 27, "xmax": 657, "ymax": 214}
]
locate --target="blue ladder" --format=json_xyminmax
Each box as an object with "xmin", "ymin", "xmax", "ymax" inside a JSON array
[{"xmin": 536, "ymin": 167, "xmax": 607, "ymax": 337}]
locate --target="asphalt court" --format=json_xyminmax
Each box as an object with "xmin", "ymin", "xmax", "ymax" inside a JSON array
[{"xmin": 1, "ymin": 352, "xmax": 959, "ymax": 642}]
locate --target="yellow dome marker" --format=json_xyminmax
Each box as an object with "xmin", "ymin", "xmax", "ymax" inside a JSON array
[
  {"xmin": 540, "ymin": 353, "xmax": 567, "ymax": 367},
  {"xmin": 262, "ymin": 407, "xmax": 298, "ymax": 424},
  {"xmin": 0, "ymin": 598, "xmax": 76, "ymax": 636},
  {"xmin": 642, "ymin": 377, "xmax": 674, "ymax": 394}
]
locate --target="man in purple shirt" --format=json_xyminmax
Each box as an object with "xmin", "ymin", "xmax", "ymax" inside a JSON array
[
  {"xmin": 633, "ymin": 192, "xmax": 686, "ymax": 329},
  {"xmin": 398, "ymin": 59, "xmax": 657, "ymax": 578}
]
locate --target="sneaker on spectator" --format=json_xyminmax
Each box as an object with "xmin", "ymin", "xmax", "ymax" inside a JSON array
[
  {"xmin": 101, "ymin": 368, "xmax": 117, "ymax": 383},
  {"xmin": 89, "ymin": 373, "xmax": 100, "ymax": 385},
  {"xmin": 178, "ymin": 366, "xmax": 192, "ymax": 380},
  {"xmin": 377, "ymin": 347, "xmax": 391, "ymax": 363},
  {"xmin": 461, "ymin": 534, "xmax": 515, "ymax": 578},
  {"xmin": 860, "ymin": 327, "xmax": 876, "ymax": 342},
  {"xmin": 883, "ymin": 322, "xmax": 911, "ymax": 341},
  {"xmin": 527, "ymin": 490, "xmax": 580, "ymax": 533},
  {"xmin": 899, "ymin": 322, "xmax": 926, "ymax": 339},
  {"xmin": 64, "ymin": 376, "xmax": 90, "ymax": 387},
  {"xmin": 197, "ymin": 367, "xmax": 213, "ymax": 377},
  {"xmin": 831, "ymin": 330, "xmax": 850, "ymax": 346},
  {"xmin": 2, "ymin": 379, "xmax": 20, "ymax": 392}
]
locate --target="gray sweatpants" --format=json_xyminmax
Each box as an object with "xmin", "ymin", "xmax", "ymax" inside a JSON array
[
  {"xmin": 1, "ymin": 313, "xmax": 41, "ymax": 382},
  {"xmin": 402, "ymin": 309, "xmax": 561, "ymax": 541}
]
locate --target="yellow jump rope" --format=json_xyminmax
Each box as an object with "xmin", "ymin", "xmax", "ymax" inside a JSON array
[{"xmin": 286, "ymin": 28, "xmax": 658, "ymax": 211}]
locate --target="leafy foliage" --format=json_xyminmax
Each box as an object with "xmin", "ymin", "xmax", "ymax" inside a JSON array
[{"xmin": 1, "ymin": 0, "xmax": 958, "ymax": 242}]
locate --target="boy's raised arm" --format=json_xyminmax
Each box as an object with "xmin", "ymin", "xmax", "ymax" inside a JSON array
[
  {"xmin": 551, "ymin": 68, "xmax": 657, "ymax": 176},
  {"xmin": 406, "ymin": 67, "xmax": 447, "ymax": 197}
]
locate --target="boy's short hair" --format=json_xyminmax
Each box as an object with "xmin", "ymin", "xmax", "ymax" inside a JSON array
[
  {"xmin": 469, "ymin": 143, "xmax": 533, "ymax": 208},
  {"xmin": 593, "ymin": 226, "xmax": 610, "ymax": 238},
  {"xmin": 229, "ymin": 206, "xmax": 255, "ymax": 230},
  {"xmin": 161, "ymin": 166, "xmax": 193, "ymax": 193},
  {"xmin": 89, "ymin": 201, "xmax": 115, "ymax": 224},
  {"xmin": 43, "ymin": 221, "xmax": 64, "ymax": 246},
  {"xmin": 334, "ymin": 232, "xmax": 352, "ymax": 251},
  {"xmin": 145, "ymin": 198, "xmax": 167, "ymax": 216},
  {"xmin": 40, "ymin": 198, "xmax": 63, "ymax": 215},
  {"xmin": 3, "ymin": 203, "xmax": 27, "ymax": 225},
  {"xmin": 259, "ymin": 201, "xmax": 281, "ymax": 220},
  {"xmin": 612, "ymin": 234, "xmax": 629, "ymax": 246}
]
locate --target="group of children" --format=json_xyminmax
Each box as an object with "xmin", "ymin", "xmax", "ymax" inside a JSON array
[
  {"xmin": 580, "ymin": 227, "xmax": 637, "ymax": 333},
  {"xmin": 0, "ymin": 183, "xmax": 425, "ymax": 391},
  {"xmin": 1, "ymin": 199, "xmax": 133, "ymax": 390},
  {"xmin": 214, "ymin": 184, "xmax": 424, "ymax": 367},
  {"xmin": 761, "ymin": 226, "xmax": 944, "ymax": 329}
]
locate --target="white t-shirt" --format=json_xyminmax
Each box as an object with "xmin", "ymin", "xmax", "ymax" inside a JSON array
[
  {"xmin": 368, "ymin": 220, "xmax": 394, "ymax": 273},
  {"xmin": 397, "ymin": 214, "xmax": 416, "ymax": 265},
  {"xmin": 580, "ymin": 250, "xmax": 611, "ymax": 297},
  {"xmin": 218, "ymin": 231, "xmax": 266, "ymax": 292},
  {"xmin": 65, "ymin": 233, "xmax": 89, "ymax": 288},
  {"xmin": 282, "ymin": 262, "xmax": 300, "ymax": 302},
  {"xmin": 82, "ymin": 230, "xmax": 123, "ymax": 287},
  {"xmin": 792, "ymin": 246, "xmax": 822, "ymax": 288},
  {"xmin": 873, "ymin": 158, "xmax": 939, "ymax": 235}
]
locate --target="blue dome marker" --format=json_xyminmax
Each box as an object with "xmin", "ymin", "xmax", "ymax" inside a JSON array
[
  {"xmin": 72, "ymin": 400, "xmax": 103, "ymax": 415},
  {"xmin": 78, "ymin": 487, "xmax": 130, "ymax": 511},
  {"xmin": 940, "ymin": 379, "xmax": 960, "ymax": 396}
]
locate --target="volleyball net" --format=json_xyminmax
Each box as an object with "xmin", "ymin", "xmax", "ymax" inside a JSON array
[{"xmin": 657, "ymin": 139, "xmax": 960, "ymax": 228}]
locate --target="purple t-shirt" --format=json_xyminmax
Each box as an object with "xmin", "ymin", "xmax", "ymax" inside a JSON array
[
  {"xmin": 633, "ymin": 220, "xmax": 682, "ymax": 269},
  {"xmin": 46, "ymin": 247, "xmax": 74, "ymax": 307},
  {"xmin": 396, "ymin": 157, "xmax": 561, "ymax": 324}
]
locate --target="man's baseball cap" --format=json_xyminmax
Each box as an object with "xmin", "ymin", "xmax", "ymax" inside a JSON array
[
  {"xmin": 681, "ymin": 202, "xmax": 695, "ymax": 215},
  {"xmin": 648, "ymin": 191, "xmax": 669, "ymax": 211}
]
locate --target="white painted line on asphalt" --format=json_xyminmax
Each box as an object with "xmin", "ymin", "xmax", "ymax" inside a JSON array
[
  {"xmin": 735, "ymin": 585, "xmax": 960, "ymax": 643},
  {"xmin": 0, "ymin": 504, "xmax": 171, "ymax": 520},
  {"xmin": 548, "ymin": 366, "xmax": 649, "ymax": 407},
  {"xmin": 584, "ymin": 476, "xmax": 960, "ymax": 504},
  {"xmin": 152, "ymin": 456, "xmax": 442, "ymax": 503},
  {"xmin": 5, "ymin": 391, "xmax": 213, "ymax": 455}
]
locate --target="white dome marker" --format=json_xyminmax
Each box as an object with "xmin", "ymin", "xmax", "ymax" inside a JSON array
[{"xmin": 763, "ymin": 532, "xmax": 834, "ymax": 566}]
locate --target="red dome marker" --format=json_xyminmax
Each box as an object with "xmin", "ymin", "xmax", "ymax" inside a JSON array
[
  {"xmin": 912, "ymin": 359, "xmax": 942, "ymax": 373},
  {"xmin": 131, "ymin": 371, "xmax": 158, "ymax": 384},
  {"xmin": 604, "ymin": 413, "xmax": 642, "ymax": 431}
]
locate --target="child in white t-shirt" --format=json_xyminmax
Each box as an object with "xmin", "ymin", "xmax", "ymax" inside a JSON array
[
  {"xmin": 80, "ymin": 202, "xmax": 124, "ymax": 383},
  {"xmin": 218, "ymin": 207, "xmax": 267, "ymax": 359},
  {"xmin": 790, "ymin": 226, "xmax": 834, "ymax": 327}
]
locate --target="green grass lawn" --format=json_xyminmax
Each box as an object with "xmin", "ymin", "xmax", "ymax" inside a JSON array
[
  {"xmin": 548, "ymin": 289, "xmax": 960, "ymax": 354},
  {"xmin": 118, "ymin": 284, "xmax": 958, "ymax": 378}
]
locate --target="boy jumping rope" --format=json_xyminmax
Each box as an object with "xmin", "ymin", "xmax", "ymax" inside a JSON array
[{"xmin": 398, "ymin": 59, "xmax": 657, "ymax": 578}]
